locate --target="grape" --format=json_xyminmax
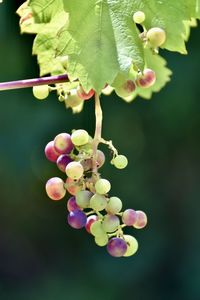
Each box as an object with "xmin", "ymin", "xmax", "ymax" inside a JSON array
[
  {"xmin": 66, "ymin": 161, "xmax": 84, "ymax": 180},
  {"xmin": 133, "ymin": 210, "xmax": 148, "ymax": 229},
  {"xmin": 136, "ymin": 68, "xmax": 156, "ymax": 89},
  {"xmin": 122, "ymin": 209, "xmax": 137, "ymax": 226},
  {"xmin": 45, "ymin": 177, "xmax": 66, "ymax": 200},
  {"xmin": 95, "ymin": 233, "xmax": 109, "ymax": 247},
  {"xmin": 123, "ymin": 235, "xmax": 138, "ymax": 257},
  {"xmin": 54, "ymin": 133, "xmax": 74, "ymax": 154},
  {"xmin": 95, "ymin": 178, "xmax": 111, "ymax": 195},
  {"xmin": 76, "ymin": 190, "xmax": 93, "ymax": 208},
  {"xmin": 115, "ymin": 80, "xmax": 136, "ymax": 98},
  {"xmin": 146, "ymin": 27, "xmax": 166, "ymax": 48},
  {"xmin": 77, "ymin": 85, "xmax": 95, "ymax": 100},
  {"xmin": 90, "ymin": 194, "xmax": 107, "ymax": 211},
  {"xmin": 67, "ymin": 209, "xmax": 87, "ymax": 229},
  {"xmin": 96, "ymin": 150, "xmax": 105, "ymax": 168},
  {"xmin": 45, "ymin": 141, "xmax": 60, "ymax": 163},
  {"xmin": 112, "ymin": 155, "xmax": 128, "ymax": 169},
  {"xmin": 81, "ymin": 159, "xmax": 92, "ymax": 171},
  {"xmin": 71, "ymin": 129, "xmax": 89, "ymax": 146},
  {"xmin": 133, "ymin": 11, "xmax": 145, "ymax": 24},
  {"xmin": 85, "ymin": 215, "xmax": 98, "ymax": 233},
  {"xmin": 107, "ymin": 237, "xmax": 127, "ymax": 257},
  {"xmin": 106, "ymin": 196, "xmax": 122, "ymax": 214},
  {"xmin": 33, "ymin": 85, "xmax": 49, "ymax": 100},
  {"xmin": 56, "ymin": 154, "xmax": 72, "ymax": 172},
  {"xmin": 90, "ymin": 220, "xmax": 105, "ymax": 236},
  {"xmin": 67, "ymin": 196, "xmax": 80, "ymax": 212},
  {"xmin": 102, "ymin": 214, "xmax": 120, "ymax": 232},
  {"xmin": 65, "ymin": 89, "xmax": 83, "ymax": 108},
  {"xmin": 65, "ymin": 177, "xmax": 83, "ymax": 195}
]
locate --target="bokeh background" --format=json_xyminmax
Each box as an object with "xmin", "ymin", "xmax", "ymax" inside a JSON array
[{"xmin": 0, "ymin": 2, "xmax": 200, "ymax": 300}]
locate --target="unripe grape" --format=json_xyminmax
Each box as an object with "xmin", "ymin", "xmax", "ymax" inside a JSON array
[
  {"xmin": 95, "ymin": 179, "xmax": 111, "ymax": 195},
  {"xmin": 76, "ymin": 190, "xmax": 93, "ymax": 208},
  {"xmin": 90, "ymin": 220, "xmax": 105, "ymax": 236},
  {"xmin": 65, "ymin": 177, "xmax": 83, "ymax": 195},
  {"xmin": 85, "ymin": 215, "xmax": 98, "ymax": 233},
  {"xmin": 90, "ymin": 194, "xmax": 107, "ymax": 211},
  {"xmin": 136, "ymin": 68, "xmax": 156, "ymax": 89},
  {"xmin": 33, "ymin": 85, "xmax": 49, "ymax": 100},
  {"xmin": 71, "ymin": 129, "xmax": 89, "ymax": 146},
  {"xmin": 115, "ymin": 80, "xmax": 136, "ymax": 98},
  {"xmin": 95, "ymin": 233, "xmax": 109, "ymax": 247},
  {"xmin": 77, "ymin": 85, "xmax": 95, "ymax": 100},
  {"xmin": 123, "ymin": 235, "xmax": 138, "ymax": 257},
  {"xmin": 56, "ymin": 154, "xmax": 72, "ymax": 172},
  {"xmin": 45, "ymin": 141, "xmax": 60, "ymax": 163},
  {"xmin": 66, "ymin": 161, "xmax": 84, "ymax": 180},
  {"xmin": 54, "ymin": 133, "xmax": 74, "ymax": 154},
  {"xmin": 102, "ymin": 214, "xmax": 120, "ymax": 232},
  {"xmin": 67, "ymin": 196, "xmax": 80, "ymax": 212},
  {"xmin": 122, "ymin": 209, "xmax": 137, "ymax": 226},
  {"xmin": 133, "ymin": 210, "xmax": 148, "ymax": 229},
  {"xmin": 67, "ymin": 209, "xmax": 87, "ymax": 229},
  {"xmin": 65, "ymin": 89, "xmax": 83, "ymax": 108},
  {"xmin": 112, "ymin": 155, "xmax": 128, "ymax": 169},
  {"xmin": 45, "ymin": 177, "xmax": 66, "ymax": 200},
  {"xmin": 146, "ymin": 27, "xmax": 166, "ymax": 48},
  {"xmin": 107, "ymin": 237, "xmax": 127, "ymax": 257},
  {"xmin": 133, "ymin": 11, "xmax": 145, "ymax": 24},
  {"xmin": 106, "ymin": 196, "xmax": 122, "ymax": 214}
]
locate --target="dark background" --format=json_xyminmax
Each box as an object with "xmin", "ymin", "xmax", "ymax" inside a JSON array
[{"xmin": 0, "ymin": 2, "xmax": 200, "ymax": 300}]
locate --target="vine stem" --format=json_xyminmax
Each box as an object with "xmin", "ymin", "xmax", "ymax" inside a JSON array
[
  {"xmin": 92, "ymin": 93, "xmax": 103, "ymax": 174},
  {"xmin": 0, "ymin": 74, "xmax": 68, "ymax": 91}
]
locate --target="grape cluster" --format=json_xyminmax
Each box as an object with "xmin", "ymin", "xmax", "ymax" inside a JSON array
[{"xmin": 45, "ymin": 129, "xmax": 147, "ymax": 257}]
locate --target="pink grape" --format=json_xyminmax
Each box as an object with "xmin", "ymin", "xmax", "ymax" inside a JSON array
[
  {"xmin": 45, "ymin": 177, "xmax": 66, "ymax": 200},
  {"xmin": 67, "ymin": 196, "xmax": 80, "ymax": 212},
  {"xmin": 65, "ymin": 177, "xmax": 83, "ymax": 196},
  {"xmin": 96, "ymin": 150, "xmax": 105, "ymax": 168},
  {"xmin": 122, "ymin": 209, "xmax": 137, "ymax": 226},
  {"xmin": 107, "ymin": 238, "xmax": 127, "ymax": 257},
  {"xmin": 77, "ymin": 85, "xmax": 95, "ymax": 100},
  {"xmin": 54, "ymin": 133, "xmax": 74, "ymax": 154},
  {"xmin": 85, "ymin": 215, "xmax": 98, "ymax": 233},
  {"xmin": 133, "ymin": 210, "xmax": 148, "ymax": 229},
  {"xmin": 136, "ymin": 68, "xmax": 156, "ymax": 89},
  {"xmin": 67, "ymin": 209, "xmax": 87, "ymax": 229},
  {"xmin": 45, "ymin": 141, "xmax": 60, "ymax": 162},
  {"xmin": 56, "ymin": 154, "xmax": 72, "ymax": 172}
]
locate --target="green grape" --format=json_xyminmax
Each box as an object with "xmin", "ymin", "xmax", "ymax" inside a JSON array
[
  {"xmin": 95, "ymin": 233, "xmax": 109, "ymax": 247},
  {"xmin": 112, "ymin": 155, "xmax": 128, "ymax": 169},
  {"xmin": 146, "ymin": 27, "xmax": 166, "ymax": 48},
  {"xmin": 33, "ymin": 85, "xmax": 49, "ymax": 100},
  {"xmin": 65, "ymin": 161, "xmax": 84, "ymax": 180},
  {"xmin": 95, "ymin": 179, "xmax": 111, "ymax": 195},
  {"xmin": 90, "ymin": 220, "xmax": 105, "ymax": 236},
  {"xmin": 123, "ymin": 235, "xmax": 138, "ymax": 257},
  {"xmin": 76, "ymin": 190, "xmax": 93, "ymax": 208},
  {"xmin": 106, "ymin": 196, "xmax": 122, "ymax": 214},
  {"xmin": 65, "ymin": 89, "xmax": 83, "ymax": 108},
  {"xmin": 90, "ymin": 194, "xmax": 107, "ymax": 211},
  {"xmin": 133, "ymin": 11, "xmax": 145, "ymax": 24},
  {"xmin": 71, "ymin": 129, "xmax": 89, "ymax": 146},
  {"xmin": 102, "ymin": 214, "xmax": 120, "ymax": 232}
]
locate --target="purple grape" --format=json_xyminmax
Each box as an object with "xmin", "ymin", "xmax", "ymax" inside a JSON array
[
  {"xmin": 54, "ymin": 133, "xmax": 74, "ymax": 154},
  {"xmin": 67, "ymin": 209, "xmax": 87, "ymax": 229},
  {"xmin": 67, "ymin": 196, "xmax": 80, "ymax": 212},
  {"xmin": 107, "ymin": 237, "xmax": 127, "ymax": 257},
  {"xmin": 45, "ymin": 141, "xmax": 60, "ymax": 162},
  {"xmin": 57, "ymin": 154, "xmax": 72, "ymax": 172},
  {"xmin": 122, "ymin": 209, "xmax": 137, "ymax": 226}
]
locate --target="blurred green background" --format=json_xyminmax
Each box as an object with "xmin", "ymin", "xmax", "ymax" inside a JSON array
[{"xmin": 0, "ymin": 2, "xmax": 200, "ymax": 300}]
